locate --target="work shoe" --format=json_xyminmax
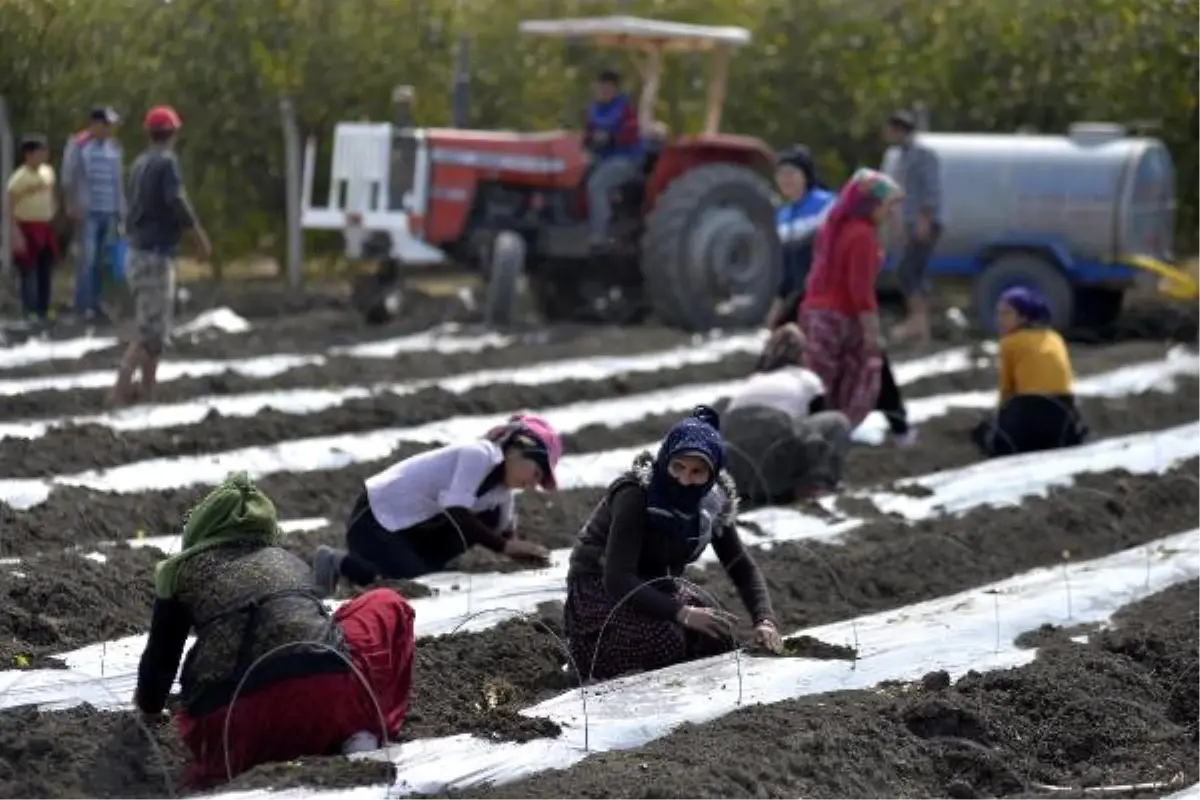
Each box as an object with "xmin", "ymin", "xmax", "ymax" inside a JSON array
[
  {"xmin": 342, "ymin": 730, "xmax": 380, "ymax": 755},
  {"xmin": 312, "ymin": 545, "xmax": 345, "ymax": 598}
]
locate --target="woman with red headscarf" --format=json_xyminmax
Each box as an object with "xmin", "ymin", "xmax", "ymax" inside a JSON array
[{"xmin": 799, "ymin": 168, "xmax": 903, "ymax": 430}]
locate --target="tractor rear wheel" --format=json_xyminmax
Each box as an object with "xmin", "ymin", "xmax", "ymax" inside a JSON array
[{"xmin": 641, "ymin": 164, "xmax": 779, "ymax": 331}]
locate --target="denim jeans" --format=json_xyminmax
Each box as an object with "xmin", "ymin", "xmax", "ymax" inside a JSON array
[
  {"xmin": 76, "ymin": 211, "xmax": 119, "ymax": 314},
  {"xmin": 585, "ymin": 156, "xmax": 640, "ymax": 242}
]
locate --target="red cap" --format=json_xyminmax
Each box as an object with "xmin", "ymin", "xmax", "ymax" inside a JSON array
[{"xmin": 144, "ymin": 105, "xmax": 182, "ymax": 132}]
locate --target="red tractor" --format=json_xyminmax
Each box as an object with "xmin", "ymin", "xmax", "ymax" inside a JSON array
[{"xmin": 301, "ymin": 15, "xmax": 781, "ymax": 331}]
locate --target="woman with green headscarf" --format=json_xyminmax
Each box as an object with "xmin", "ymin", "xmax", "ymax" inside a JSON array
[{"xmin": 133, "ymin": 472, "xmax": 417, "ymax": 788}]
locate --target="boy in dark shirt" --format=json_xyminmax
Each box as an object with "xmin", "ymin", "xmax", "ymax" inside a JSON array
[{"xmin": 111, "ymin": 105, "xmax": 211, "ymax": 406}]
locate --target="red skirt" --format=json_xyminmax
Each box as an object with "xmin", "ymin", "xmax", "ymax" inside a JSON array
[
  {"xmin": 176, "ymin": 588, "xmax": 416, "ymax": 788},
  {"xmin": 14, "ymin": 221, "xmax": 58, "ymax": 271}
]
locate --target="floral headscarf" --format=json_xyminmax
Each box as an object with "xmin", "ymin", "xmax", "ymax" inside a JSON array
[{"xmin": 811, "ymin": 168, "xmax": 902, "ymax": 278}]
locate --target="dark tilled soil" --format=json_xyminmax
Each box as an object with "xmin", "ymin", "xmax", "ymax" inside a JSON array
[
  {"xmin": 2, "ymin": 459, "xmax": 1193, "ymax": 693},
  {"xmin": 0, "ymin": 547, "xmax": 160, "ymax": 667},
  {"xmin": 2, "ymin": 370, "xmax": 1194, "ymax": 559},
  {"xmin": 0, "ymin": 288, "xmax": 472, "ymax": 378},
  {"xmin": 0, "ymin": 702, "xmax": 397, "ymax": 799},
  {"xmin": 404, "ymin": 611, "xmax": 578, "ymax": 742},
  {"xmin": 2, "ymin": 325, "xmax": 720, "ymax": 421},
  {"xmin": 844, "ymin": 378, "xmax": 1198, "ymax": 488},
  {"xmin": 0, "ymin": 458, "xmax": 610, "ymax": 558},
  {"xmin": 455, "ymin": 580, "xmax": 1198, "ymax": 799},
  {"xmin": 685, "ymin": 461, "xmax": 1198, "ymax": 638},
  {"xmin": 0, "ymin": 355, "xmax": 758, "ymax": 477},
  {"xmin": 0, "ymin": 318, "xmax": 702, "ymax": 385},
  {"xmin": 0, "ymin": 610, "xmax": 578, "ymax": 799},
  {"xmin": 0, "ymin": 466, "xmax": 1192, "ymax": 797}
]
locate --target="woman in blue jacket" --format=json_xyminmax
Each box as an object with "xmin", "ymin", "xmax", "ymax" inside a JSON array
[{"xmin": 765, "ymin": 146, "xmax": 834, "ymax": 329}]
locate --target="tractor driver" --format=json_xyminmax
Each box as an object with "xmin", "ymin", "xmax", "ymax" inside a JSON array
[{"xmin": 584, "ymin": 68, "xmax": 642, "ymax": 250}]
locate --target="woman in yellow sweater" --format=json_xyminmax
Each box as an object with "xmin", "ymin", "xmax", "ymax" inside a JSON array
[{"xmin": 971, "ymin": 287, "xmax": 1089, "ymax": 457}]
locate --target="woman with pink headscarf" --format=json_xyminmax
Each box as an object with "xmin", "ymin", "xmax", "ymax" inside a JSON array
[
  {"xmin": 799, "ymin": 168, "xmax": 903, "ymax": 429},
  {"xmin": 312, "ymin": 414, "xmax": 561, "ymax": 591}
]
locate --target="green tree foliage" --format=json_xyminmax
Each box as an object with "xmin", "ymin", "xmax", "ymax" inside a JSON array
[{"xmin": 1, "ymin": 0, "xmax": 1195, "ymax": 259}]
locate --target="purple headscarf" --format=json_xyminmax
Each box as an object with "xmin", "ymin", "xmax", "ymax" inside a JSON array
[{"xmin": 999, "ymin": 286, "xmax": 1052, "ymax": 327}]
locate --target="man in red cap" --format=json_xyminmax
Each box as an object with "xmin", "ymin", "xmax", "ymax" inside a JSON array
[{"xmin": 111, "ymin": 105, "xmax": 211, "ymax": 406}]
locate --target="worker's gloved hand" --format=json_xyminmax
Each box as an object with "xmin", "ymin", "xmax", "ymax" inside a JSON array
[
  {"xmin": 676, "ymin": 605, "xmax": 738, "ymax": 640},
  {"xmin": 503, "ymin": 538, "xmax": 550, "ymax": 563}
]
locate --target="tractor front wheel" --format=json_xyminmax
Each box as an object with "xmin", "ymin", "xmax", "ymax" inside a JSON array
[
  {"xmin": 641, "ymin": 164, "xmax": 779, "ymax": 331},
  {"xmin": 483, "ymin": 231, "xmax": 525, "ymax": 328}
]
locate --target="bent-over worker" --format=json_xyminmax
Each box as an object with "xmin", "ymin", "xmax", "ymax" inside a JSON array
[
  {"xmin": 724, "ymin": 323, "xmax": 852, "ymax": 504},
  {"xmin": 313, "ymin": 414, "xmax": 561, "ymax": 591},
  {"xmin": 134, "ymin": 473, "xmax": 416, "ymax": 787},
  {"xmin": 564, "ymin": 406, "xmax": 781, "ymax": 682}
]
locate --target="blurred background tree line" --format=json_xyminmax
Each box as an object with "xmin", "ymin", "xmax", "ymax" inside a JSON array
[{"xmin": 1, "ymin": 0, "xmax": 1195, "ymax": 267}]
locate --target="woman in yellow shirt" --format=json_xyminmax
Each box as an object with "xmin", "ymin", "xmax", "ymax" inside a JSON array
[
  {"xmin": 7, "ymin": 134, "xmax": 59, "ymax": 323},
  {"xmin": 970, "ymin": 286, "xmax": 1089, "ymax": 457}
]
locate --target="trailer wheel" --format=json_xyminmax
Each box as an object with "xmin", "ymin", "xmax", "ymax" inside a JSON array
[
  {"xmin": 641, "ymin": 164, "xmax": 779, "ymax": 331},
  {"xmin": 972, "ymin": 252, "xmax": 1074, "ymax": 336},
  {"xmin": 484, "ymin": 231, "xmax": 524, "ymax": 328}
]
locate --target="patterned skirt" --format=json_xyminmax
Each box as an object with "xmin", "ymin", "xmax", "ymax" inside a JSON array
[
  {"xmin": 800, "ymin": 308, "xmax": 882, "ymax": 429},
  {"xmin": 564, "ymin": 573, "xmax": 732, "ymax": 682}
]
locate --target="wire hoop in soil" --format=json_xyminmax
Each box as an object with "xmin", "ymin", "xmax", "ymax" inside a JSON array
[
  {"xmin": 446, "ymin": 607, "xmax": 588, "ymax": 748},
  {"xmin": 223, "ymin": 639, "xmax": 392, "ymax": 784},
  {"xmin": 590, "ymin": 575, "xmax": 746, "ymax": 710}
]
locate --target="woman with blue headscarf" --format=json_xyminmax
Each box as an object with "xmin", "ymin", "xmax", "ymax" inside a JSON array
[
  {"xmin": 564, "ymin": 406, "xmax": 780, "ymax": 681},
  {"xmin": 970, "ymin": 287, "xmax": 1089, "ymax": 457}
]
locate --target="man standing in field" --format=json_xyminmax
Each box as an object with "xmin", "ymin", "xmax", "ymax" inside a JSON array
[
  {"xmin": 110, "ymin": 105, "xmax": 210, "ymax": 407},
  {"xmin": 61, "ymin": 105, "xmax": 125, "ymax": 323},
  {"xmin": 883, "ymin": 110, "xmax": 942, "ymax": 345}
]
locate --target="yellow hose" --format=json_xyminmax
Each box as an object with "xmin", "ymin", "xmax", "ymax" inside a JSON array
[{"xmin": 1118, "ymin": 254, "xmax": 1199, "ymax": 302}]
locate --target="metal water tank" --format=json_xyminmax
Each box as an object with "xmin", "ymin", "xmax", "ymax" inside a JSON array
[{"xmin": 885, "ymin": 123, "xmax": 1176, "ymax": 264}]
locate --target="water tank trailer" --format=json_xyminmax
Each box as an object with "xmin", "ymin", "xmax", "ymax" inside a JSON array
[{"xmin": 880, "ymin": 122, "xmax": 1194, "ymax": 334}]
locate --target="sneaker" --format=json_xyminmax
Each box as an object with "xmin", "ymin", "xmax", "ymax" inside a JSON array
[
  {"xmin": 894, "ymin": 429, "xmax": 919, "ymax": 448},
  {"xmin": 312, "ymin": 545, "xmax": 344, "ymax": 598},
  {"xmin": 341, "ymin": 730, "xmax": 380, "ymax": 755}
]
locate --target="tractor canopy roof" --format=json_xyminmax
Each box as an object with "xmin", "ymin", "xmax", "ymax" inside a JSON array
[{"xmin": 517, "ymin": 15, "xmax": 751, "ymax": 53}]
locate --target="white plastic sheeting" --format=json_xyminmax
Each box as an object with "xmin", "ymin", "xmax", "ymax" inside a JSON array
[
  {"xmin": 853, "ymin": 344, "xmax": 1197, "ymax": 445},
  {"xmin": 0, "ymin": 508, "xmax": 852, "ymax": 713},
  {"xmin": 0, "ymin": 354, "xmax": 324, "ymax": 397},
  {"xmin": 0, "ymin": 322, "xmax": 523, "ymax": 397},
  {"xmin": 3, "ymin": 422, "xmax": 1194, "ymax": 714},
  {"xmin": 211, "ymin": 529, "xmax": 1200, "ymax": 799},
  {"xmin": 0, "ymin": 333, "xmax": 769, "ymax": 440},
  {"xmin": 174, "ymin": 307, "xmax": 252, "ymax": 336},
  {"xmin": 328, "ymin": 325, "xmax": 513, "ymax": 358},
  {"xmin": 0, "ymin": 334, "xmax": 119, "ymax": 370},
  {"xmin": 0, "ymin": 346, "xmax": 980, "ymax": 509},
  {"xmin": 0, "ymin": 306, "xmax": 252, "ymax": 371}
]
